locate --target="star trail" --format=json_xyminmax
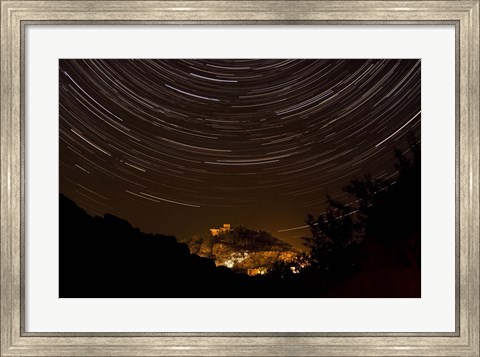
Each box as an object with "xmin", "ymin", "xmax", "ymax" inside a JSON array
[{"xmin": 59, "ymin": 59, "xmax": 420, "ymax": 247}]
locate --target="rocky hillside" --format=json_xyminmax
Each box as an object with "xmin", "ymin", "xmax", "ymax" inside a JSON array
[{"xmin": 188, "ymin": 226, "xmax": 298, "ymax": 274}]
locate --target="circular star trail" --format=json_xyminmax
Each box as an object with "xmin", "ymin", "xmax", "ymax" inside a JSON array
[{"xmin": 59, "ymin": 59, "xmax": 420, "ymax": 246}]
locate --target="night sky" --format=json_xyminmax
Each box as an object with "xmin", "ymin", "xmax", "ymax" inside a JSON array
[{"xmin": 59, "ymin": 59, "xmax": 420, "ymax": 248}]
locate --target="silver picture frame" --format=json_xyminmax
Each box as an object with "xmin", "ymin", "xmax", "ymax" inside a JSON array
[{"xmin": 1, "ymin": 1, "xmax": 478, "ymax": 356}]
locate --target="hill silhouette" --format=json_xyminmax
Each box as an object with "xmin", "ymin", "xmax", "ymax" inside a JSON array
[{"xmin": 59, "ymin": 194, "xmax": 264, "ymax": 297}]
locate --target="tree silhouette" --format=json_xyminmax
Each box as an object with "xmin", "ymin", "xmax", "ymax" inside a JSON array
[
  {"xmin": 302, "ymin": 132, "xmax": 421, "ymax": 286},
  {"xmin": 302, "ymin": 196, "xmax": 360, "ymax": 280}
]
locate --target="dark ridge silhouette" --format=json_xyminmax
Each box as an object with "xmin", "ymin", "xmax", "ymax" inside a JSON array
[
  {"xmin": 60, "ymin": 195, "xmax": 306, "ymax": 297},
  {"xmin": 60, "ymin": 194, "xmax": 248, "ymax": 297}
]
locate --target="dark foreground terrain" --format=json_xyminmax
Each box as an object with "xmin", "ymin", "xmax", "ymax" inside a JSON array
[{"xmin": 59, "ymin": 189, "xmax": 420, "ymax": 298}]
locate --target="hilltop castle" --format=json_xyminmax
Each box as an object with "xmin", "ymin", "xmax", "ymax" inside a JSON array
[{"xmin": 210, "ymin": 224, "xmax": 232, "ymax": 236}]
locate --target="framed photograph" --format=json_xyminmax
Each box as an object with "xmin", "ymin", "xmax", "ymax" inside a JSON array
[{"xmin": 1, "ymin": 0, "xmax": 478, "ymax": 356}]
